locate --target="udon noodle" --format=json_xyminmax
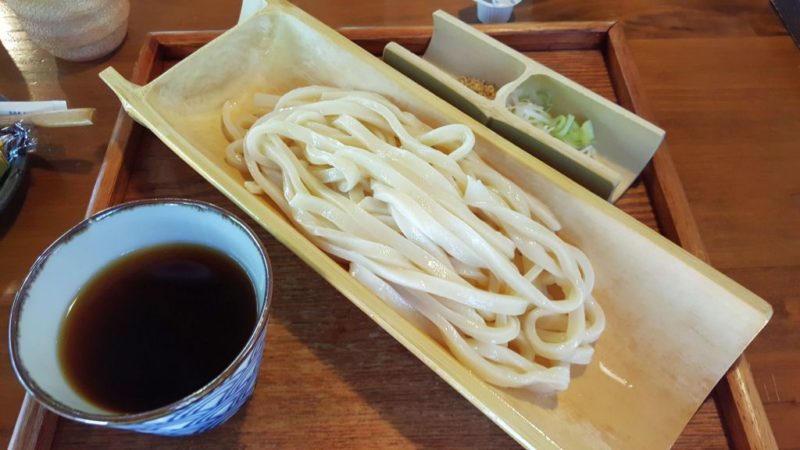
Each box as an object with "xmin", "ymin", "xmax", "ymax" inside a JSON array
[{"xmin": 222, "ymin": 86, "xmax": 605, "ymax": 391}]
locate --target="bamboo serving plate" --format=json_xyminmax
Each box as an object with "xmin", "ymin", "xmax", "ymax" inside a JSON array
[
  {"xmin": 73, "ymin": 2, "xmax": 775, "ymax": 448},
  {"xmin": 384, "ymin": 11, "xmax": 665, "ymax": 202}
]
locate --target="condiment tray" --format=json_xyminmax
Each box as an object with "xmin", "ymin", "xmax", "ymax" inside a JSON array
[{"xmin": 383, "ymin": 11, "xmax": 665, "ymax": 201}]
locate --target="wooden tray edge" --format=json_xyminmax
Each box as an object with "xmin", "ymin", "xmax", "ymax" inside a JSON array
[
  {"xmin": 8, "ymin": 34, "xmax": 164, "ymax": 450},
  {"xmin": 8, "ymin": 22, "xmax": 775, "ymax": 450},
  {"xmin": 605, "ymin": 24, "xmax": 777, "ymax": 450}
]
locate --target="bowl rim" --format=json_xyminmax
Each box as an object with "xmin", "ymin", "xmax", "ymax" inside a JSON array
[{"xmin": 8, "ymin": 198, "xmax": 273, "ymax": 425}]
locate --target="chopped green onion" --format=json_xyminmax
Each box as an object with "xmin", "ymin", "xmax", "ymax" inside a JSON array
[{"xmin": 508, "ymin": 91, "xmax": 597, "ymax": 158}]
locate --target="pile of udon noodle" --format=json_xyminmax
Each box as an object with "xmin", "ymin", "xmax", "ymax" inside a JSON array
[{"xmin": 223, "ymin": 86, "xmax": 605, "ymax": 392}]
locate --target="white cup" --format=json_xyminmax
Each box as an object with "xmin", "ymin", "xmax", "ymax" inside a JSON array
[
  {"xmin": 475, "ymin": 0, "xmax": 522, "ymax": 24},
  {"xmin": 9, "ymin": 199, "xmax": 272, "ymax": 435},
  {"xmin": 5, "ymin": 0, "xmax": 130, "ymax": 61}
]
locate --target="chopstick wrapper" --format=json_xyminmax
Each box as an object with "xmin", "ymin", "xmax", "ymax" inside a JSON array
[
  {"xmin": 0, "ymin": 101, "xmax": 94, "ymax": 127},
  {"xmin": 0, "ymin": 101, "xmax": 67, "ymax": 115}
]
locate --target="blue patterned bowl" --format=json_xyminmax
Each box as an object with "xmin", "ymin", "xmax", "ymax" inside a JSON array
[{"xmin": 9, "ymin": 199, "xmax": 272, "ymax": 436}]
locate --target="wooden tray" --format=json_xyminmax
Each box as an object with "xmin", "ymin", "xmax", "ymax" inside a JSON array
[{"xmin": 10, "ymin": 23, "xmax": 776, "ymax": 450}]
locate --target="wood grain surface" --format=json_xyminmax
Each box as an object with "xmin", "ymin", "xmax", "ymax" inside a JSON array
[
  {"xmin": 0, "ymin": 0, "xmax": 797, "ymax": 448},
  {"xmin": 606, "ymin": 26, "xmax": 776, "ymax": 450},
  {"xmin": 5, "ymin": 30, "xmax": 758, "ymax": 449},
  {"xmin": 48, "ymin": 45, "xmax": 701, "ymax": 450}
]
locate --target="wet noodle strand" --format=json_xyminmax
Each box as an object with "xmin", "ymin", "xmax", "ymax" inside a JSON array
[{"xmin": 223, "ymin": 86, "xmax": 605, "ymax": 391}]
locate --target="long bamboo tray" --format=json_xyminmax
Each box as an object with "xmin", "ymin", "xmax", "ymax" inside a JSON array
[{"xmin": 9, "ymin": 22, "xmax": 776, "ymax": 450}]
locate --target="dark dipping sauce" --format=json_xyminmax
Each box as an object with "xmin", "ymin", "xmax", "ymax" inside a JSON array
[{"xmin": 58, "ymin": 243, "xmax": 257, "ymax": 414}]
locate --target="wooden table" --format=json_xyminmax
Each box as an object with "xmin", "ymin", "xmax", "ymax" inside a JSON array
[{"xmin": 0, "ymin": 0, "xmax": 797, "ymax": 448}]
